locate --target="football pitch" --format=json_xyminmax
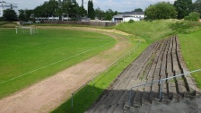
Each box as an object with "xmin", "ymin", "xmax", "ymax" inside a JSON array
[{"xmin": 0, "ymin": 28, "xmax": 116, "ymax": 98}]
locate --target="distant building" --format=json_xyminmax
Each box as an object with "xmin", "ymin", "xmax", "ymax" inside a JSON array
[
  {"xmin": 0, "ymin": 1, "xmax": 18, "ymax": 17},
  {"xmin": 112, "ymin": 12, "xmax": 145, "ymax": 22}
]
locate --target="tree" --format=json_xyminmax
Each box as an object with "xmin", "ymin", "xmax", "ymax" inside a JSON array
[
  {"xmin": 95, "ymin": 7, "xmax": 105, "ymax": 20},
  {"xmin": 34, "ymin": 5, "xmax": 45, "ymax": 17},
  {"xmin": 184, "ymin": 12, "xmax": 200, "ymax": 21},
  {"xmin": 3, "ymin": 9, "xmax": 17, "ymax": 21},
  {"xmin": 45, "ymin": 0, "xmax": 58, "ymax": 17},
  {"xmin": 62, "ymin": 0, "xmax": 72, "ymax": 17},
  {"xmin": 68, "ymin": 1, "xmax": 79, "ymax": 20},
  {"xmin": 104, "ymin": 9, "xmax": 117, "ymax": 20},
  {"xmin": 134, "ymin": 8, "xmax": 143, "ymax": 12},
  {"xmin": 34, "ymin": 0, "xmax": 58, "ymax": 17},
  {"xmin": 193, "ymin": 0, "xmax": 201, "ymax": 17},
  {"xmin": 18, "ymin": 10, "xmax": 26, "ymax": 21},
  {"xmin": 145, "ymin": 2, "xmax": 177, "ymax": 20},
  {"xmin": 78, "ymin": 6, "xmax": 87, "ymax": 18},
  {"xmin": 33, "ymin": 0, "xmax": 87, "ymax": 21},
  {"xmin": 174, "ymin": 0, "xmax": 192, "ymax": 19},
  {"xmin": 88, "ymin": 0, "xmax": 95, "ymax": 19}
]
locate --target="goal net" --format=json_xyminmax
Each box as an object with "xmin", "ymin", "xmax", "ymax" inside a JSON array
[{"xmin": 15, "ymin": 25, "xmax": 38, "ymax": 35}]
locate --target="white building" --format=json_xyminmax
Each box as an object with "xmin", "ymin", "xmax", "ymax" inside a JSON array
[
  {"xmin": 0, "ymin": 1, "xmax": 18, "ymax": 17},
  {"xmin": 112, "ymin": 12, "xmax": 145, "ymax": 22}
]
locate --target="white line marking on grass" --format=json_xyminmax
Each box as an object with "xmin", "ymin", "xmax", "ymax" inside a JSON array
[{"xmin": 0, "ymin": 42, "xmax": 113, "ymax": 85}]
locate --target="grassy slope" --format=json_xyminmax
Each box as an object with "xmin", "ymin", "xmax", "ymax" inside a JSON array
[
  {"xmin": 115, "ymin": 20, "xmax": 176, "ymax": 42},
  {"xmin": 0, "ymin": 28, "xmax": 115, "ymax": 98},
  {"xmin": 178, "ymin": 30, "xmax": 201, "ymax": 88},
  {"xmin": 116, "ymin": 20, "xmax": 201, "ymax": 88}
]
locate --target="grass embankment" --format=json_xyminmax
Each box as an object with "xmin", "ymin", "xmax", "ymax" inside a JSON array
[
  {"xmin": 115, "ymin": 20, "xmax": 176, "ymax": 42},
  {"xmin": 0, "ymin": 28, "xmax": 115, "ymax": 98},
  {"xmin": 0, "ymin": 21, "xmax": 17, "ymax": 28},
  {"xmin": 178, "ymin": 30, "xmax": 201, "ymax": 88},
  {"xmin": 115, "ymin": 20, "xmax": 201, "ymax": 88}
]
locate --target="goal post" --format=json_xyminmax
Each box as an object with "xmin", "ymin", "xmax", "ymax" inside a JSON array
[{"xmin": 15, "ymin": 25, "xmax": 38, "ymax": 35}]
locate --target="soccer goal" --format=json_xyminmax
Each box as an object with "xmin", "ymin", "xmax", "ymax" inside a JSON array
[{"xmin": 15, "ymin": 25, "xmax": 39, "ymax": 35}]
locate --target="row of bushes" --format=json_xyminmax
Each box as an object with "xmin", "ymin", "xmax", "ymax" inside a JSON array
[{"xmin": 170, "ymin": 21, "xmax": 201, "ymax": 34}]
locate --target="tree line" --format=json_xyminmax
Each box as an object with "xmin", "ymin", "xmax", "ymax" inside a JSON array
[
  {"xmin": 2, "ymin": 0, "xmax": 118, "ymax": 21},
  {"xmin": 2, "ymin": 0, "xmax": 201, "ymax": 21},
  {"xmin": 145, "ymin": 0, "xmax": 201, "ymax": 21}
]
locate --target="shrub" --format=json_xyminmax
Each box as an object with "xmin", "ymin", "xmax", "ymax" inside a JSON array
[
  {"xmin": 170, "ymin": 21, "xmax": 201, "ymax": 33},
  {"xmin": 128, "ymin": 19, "xmax": 134, "ymax": 23},
  {"xmin": 184, "ymin": 12, "xmax": 200, "ymax": 21}
]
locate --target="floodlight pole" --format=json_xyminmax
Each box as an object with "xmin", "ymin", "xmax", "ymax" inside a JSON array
[{"xmin": 58, "ymin": 0, "xmax": 62, "ymax": 21}]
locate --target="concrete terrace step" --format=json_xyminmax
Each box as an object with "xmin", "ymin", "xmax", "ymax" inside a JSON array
[{"xmin": 85, "ymin": 36, "xmax": 198, "ymax": 113}]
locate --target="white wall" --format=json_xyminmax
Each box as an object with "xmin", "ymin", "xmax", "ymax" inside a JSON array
[
  {"xmin": 131, "ymin": 14, "xmax": 144, "ymax": 18},
  {"xmin": 123, "ymin": 17, "xmax": 140, "ymax": 22}
]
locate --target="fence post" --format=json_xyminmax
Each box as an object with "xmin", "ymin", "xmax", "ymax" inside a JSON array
[
  {"xmin": 129, "ymin": 89, "xmax": 133, "ymax": 105},
  {"xmin": 71, "ymin": 93, "xmax": 74, "ymax": 108},
  {"xmin": 159, "ymin": 80, "xmax": 164, "ymax": 101}
]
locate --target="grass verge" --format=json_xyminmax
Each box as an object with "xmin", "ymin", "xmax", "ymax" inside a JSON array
[{"xmin": 178, "ymin": 29, "xmax": 201, "ymax": 88}]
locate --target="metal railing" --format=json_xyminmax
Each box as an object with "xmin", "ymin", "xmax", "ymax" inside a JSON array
[{"xmin": 128, "ymin": 69, "xmax": 201, "ymax": 105}]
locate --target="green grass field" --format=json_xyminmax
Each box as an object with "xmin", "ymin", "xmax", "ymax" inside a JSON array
[
  {"xmin": 0, "ymin": 28, "xmax": 116, "ymax": 98},
  {"xmin": 178, "ymin": 29, "xmax": 201, "ymax": 88}
]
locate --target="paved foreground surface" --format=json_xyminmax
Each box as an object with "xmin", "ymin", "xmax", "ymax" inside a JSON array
[
  {"xmin": 86, "ymin": 36, "xmax": 200, "ymax": 113},
  {"xmin": 0, "ymin": 28, "xmax": 131, "ymax": 113}
]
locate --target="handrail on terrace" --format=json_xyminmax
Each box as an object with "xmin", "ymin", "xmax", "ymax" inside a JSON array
[{"xmin": 128, "ymin": 69, "xmax": 201, "ymax": 105}]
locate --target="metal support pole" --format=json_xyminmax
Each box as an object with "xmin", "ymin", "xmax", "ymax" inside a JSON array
[
  {"xmin": 128, "ymin": 89, "xmax": 133, "ymax": 105},
  {"xmin": 30, "ymin": 27, "xmax": 32, "ymax": 35},
  {"xmin": 36, "ymin": 27, "xmax": 39, "ymax": 34},
  {"xmin": 71, "ymin": 93, "xmax": 74, "ymax": 108},
  {"xmin": 159, "ymin": 80, "xmax": 164, "ymax": 101},
  {"xmin": 15, "ymin": 27, "xmax": 17, "ymax": 34}
]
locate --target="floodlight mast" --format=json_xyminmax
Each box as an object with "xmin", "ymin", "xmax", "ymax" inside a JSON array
[
  {"xmin": 58, "ymin": 0, "xmax": 62, "ymax": 21},
  {"xmin": 82, "ymin": 0, "xmax": 84, "ymax": 7}
]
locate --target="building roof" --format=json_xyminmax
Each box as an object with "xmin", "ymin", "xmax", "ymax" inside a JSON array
[
  {"xmin": 113, "ymin": 11, "xmax": 144, "ymax": 19},
  {"xmin": 119, "ymin": 11, "xmax": 144, "ymax": 15},
  {"xmin": 113, "ymin": 14, "xmax": 123, "ymax": 18}
]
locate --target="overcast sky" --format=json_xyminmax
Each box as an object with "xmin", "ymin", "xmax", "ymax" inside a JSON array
[{"xmin": 5, "ymin": 0, "xmax": 196, "ymax": 12}]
